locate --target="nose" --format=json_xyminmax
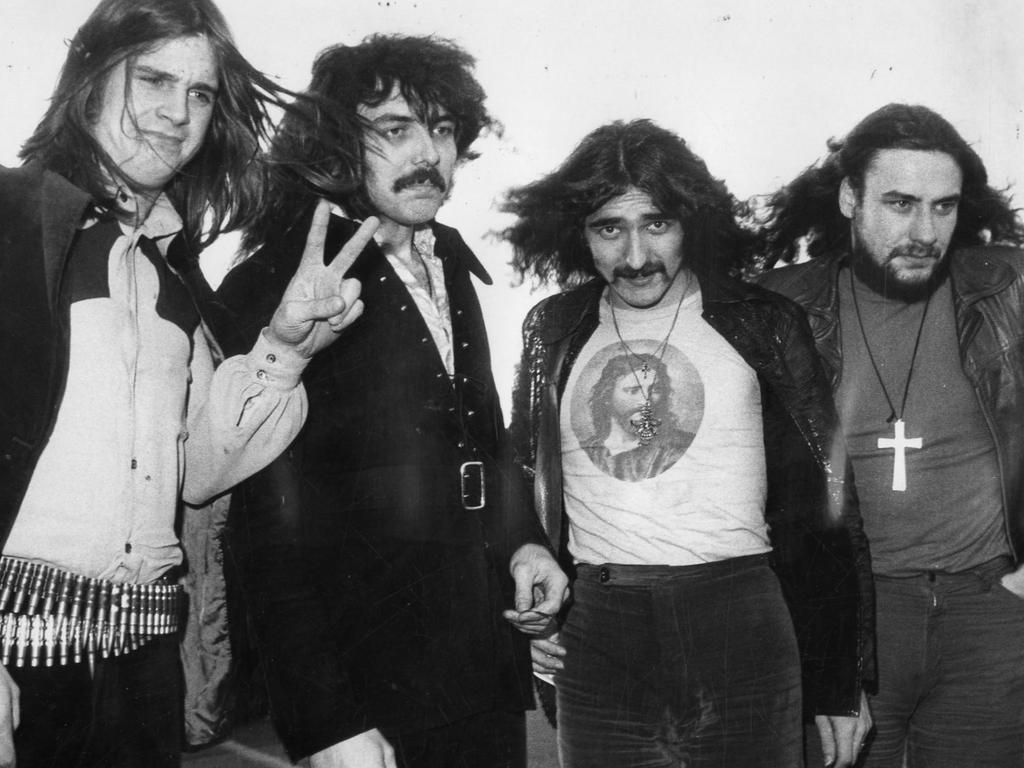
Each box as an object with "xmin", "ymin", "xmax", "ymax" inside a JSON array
[
  {"xmin": 910, "ymin": 208, "xmax": 937, "ymax": 244},
  {"xmin": 412, "ymin": 125, "xmax": 440, "ymax": 166},
  {"xmin": 158, "ymin": 88, "xmax": 190, "ymax": 126},
  {"xmin": 624, "ymin": 231, "xmax": 647, "ymax": 269}
]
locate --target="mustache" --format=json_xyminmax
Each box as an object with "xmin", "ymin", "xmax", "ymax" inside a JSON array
[
  {"xmin": 393, "ymin": 167, "xmax": 447, "ymax": 193},
  {"xmin": 613, "ymin": 262, "xmax": 667, "ymax": 280},
  {"xmin": 889, "ymin": 243, "xmax": 943, "ymax": 261}
]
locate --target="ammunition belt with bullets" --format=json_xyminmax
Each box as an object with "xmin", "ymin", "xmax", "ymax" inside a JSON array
[{"xmin": 0, "ymin": 557, "xmax": 184, "ymax": 668}]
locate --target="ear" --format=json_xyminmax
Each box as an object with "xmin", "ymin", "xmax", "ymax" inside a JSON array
[{"xmin": 838, "ymin": 177, "xmax": 857, "ymax": 220}]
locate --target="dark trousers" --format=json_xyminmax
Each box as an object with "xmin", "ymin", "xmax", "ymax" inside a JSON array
[
  {"xmin": 9, "ymin": 634, "xmax": 182, "ymax": 768},
  {"xmin": 855, "ymin": 558, "xmax": 1024, "ymax": 768},
  {"xmin": 385, "ymin": 708, "xmax": 526, "ymax": 768},
  {"xmin": 557, "ymin": 555, "xmax": 802, "ymax": 768}
]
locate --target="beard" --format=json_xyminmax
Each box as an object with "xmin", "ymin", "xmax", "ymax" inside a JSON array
[{"xmin": 850, "ymin": 241, "xmax": 949, "ymax": 303}]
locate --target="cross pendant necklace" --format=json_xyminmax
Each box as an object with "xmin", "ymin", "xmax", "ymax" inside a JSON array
[
  {"xmin": 849, "ymin": 268, "xmax": 931, "ymax": 493},
  {"xmin": 876, "ymin": 418, "xmax": 922, "ymax": 492}
]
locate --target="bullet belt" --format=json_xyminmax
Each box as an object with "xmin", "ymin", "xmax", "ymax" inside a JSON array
[{"xmin": 0, "ymin": 557, "xmax": 184, "ymax": 668}]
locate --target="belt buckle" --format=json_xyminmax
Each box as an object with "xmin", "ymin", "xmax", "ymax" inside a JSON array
[{"xmin": 460, "ymin": 461, "xmax": 485, "ymax": 511}]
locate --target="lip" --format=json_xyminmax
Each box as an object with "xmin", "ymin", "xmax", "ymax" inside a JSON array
[
  {"xmin": 142, "ymin": 131, "xmax": 186, "ymax": 147},
  {"xmin": 400, "ymin": 183, "xmax": 444, "ymax": 196}
]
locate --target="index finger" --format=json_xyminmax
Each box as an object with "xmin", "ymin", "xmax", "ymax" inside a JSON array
[
  {"xmin": 298, "ymin": 199, "xmax": 332, "ymax": 269},
  {"xmin": 328, "ymin": 215, "xmax": 380, "ymax": 276}
]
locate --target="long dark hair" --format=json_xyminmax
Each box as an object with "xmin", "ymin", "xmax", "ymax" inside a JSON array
[
  {"xmin": 243, "ymin": 34, "xmax": 495, "ymax": 254},
  {"xmin": 757, "ymin": 103, "xmax": 1024, "ymax": 266},
  {"xmin": 20, "ymin": 0, "xmax": 291, "ymax": 249},
  {"xmin": 500, "ymin": 119, "xmax": 756, "ymax": 288}
]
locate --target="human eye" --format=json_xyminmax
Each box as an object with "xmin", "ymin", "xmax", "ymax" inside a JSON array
[
  {"xmin": 135, "ymin": 70, "xmax": 168, "ymax": 89},
  {"xmin": 433, "ymin": 120, "xmax": 456, "ymax": 138},
  {"xmin": 593, "ymin": 224, "xmax": 620, "ymax": 240},
  {"xmin": 189, "ymin": 88, "xmax": 215, "ymax": 108},
  {"xmin": 934, "ymin": 199, "xmax": 959, "ymax": 216},
  {"xmin": 886, "ymin": 198, "xmax": 913, "ymax": 212},
  {"xmin": 646, "ymin": 219, "xmax": 672, "ymax": 234}
]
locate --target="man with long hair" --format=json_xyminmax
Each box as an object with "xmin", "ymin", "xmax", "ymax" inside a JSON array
[
  {"xmin": 503, "ymin": 119, "xmax": 874, "ymax": 768},
  {"xmin": 758, "ymin": 103, "xmax": 1024, "ymax": 768},
  {"xmin": 217, "ymin": 34, "xmax": 567, "ymax": 768},
  {"xmin": 0, "ymin": 1, "xmax": 371, "ymax": 765}
]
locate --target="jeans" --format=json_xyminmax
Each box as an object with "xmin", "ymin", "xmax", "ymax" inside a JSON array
[
  {"xmin": 857, "ymin": 557, "xmax": 1024, "ymax": 768},
  {"xmin": 556, "ymin": 555, "xmax": 802, "ymax": 768},
  {"xmin": 9, "ymin": 634, "xmax": 182, "ymax": 768}
]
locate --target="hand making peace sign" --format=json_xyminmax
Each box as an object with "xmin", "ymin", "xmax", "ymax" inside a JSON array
[{"xmin": 267, "ymin": 199, "xmax": 379, "ymax": 359}]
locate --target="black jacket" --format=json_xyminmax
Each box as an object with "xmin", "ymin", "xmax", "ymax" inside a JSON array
[
  {"xmin": 216, "ymin": 214, "xmax": 543, "ymax": 759},
  {"xmin": 509, "ymin": 274, "xmax": 875, "ymax": 716},
  {"xmin": 758, "ymin": 248, "xmax": 1024, "ymax": 561}
]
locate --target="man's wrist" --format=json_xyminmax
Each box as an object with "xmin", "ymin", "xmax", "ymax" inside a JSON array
[{"xmin": 246, "ymin": 329, "xmax": 310, "ymax": 390}]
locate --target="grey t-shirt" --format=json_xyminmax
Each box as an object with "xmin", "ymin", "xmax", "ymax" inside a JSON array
[{"xmin": 836, "ymin": 268, "xmax": 1008, "ymax": 576}]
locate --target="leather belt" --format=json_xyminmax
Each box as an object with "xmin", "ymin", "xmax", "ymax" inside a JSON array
[
  {"xmin": 339, "ymin": 463, "xmax": 492, "ymax": 512},
  {"xmin": 0, "ymin": 557, "xmax": 184, "ymax": 667}
]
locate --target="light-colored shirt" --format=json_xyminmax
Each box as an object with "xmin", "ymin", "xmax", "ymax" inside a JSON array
[
  {"xmin": 559, "ymin": 285, "xmax": 770, "ymax": 566},
  {"xmin": 6, "ymin": 195, "xmax": 308, "ymax": 584},
  {"xmin": 382, "ymin": 225, "xmax": 455, "ymax": 375}
]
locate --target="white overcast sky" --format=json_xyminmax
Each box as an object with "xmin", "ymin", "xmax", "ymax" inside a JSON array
[{"xmin": 2, "ymin": 0, "xmax": 1022, "ymax": 409}]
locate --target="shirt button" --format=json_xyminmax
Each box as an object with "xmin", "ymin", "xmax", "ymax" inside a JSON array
[
  {"xmin": 455, "ymin": 310, "xmax": 464, "ymax": 317},
  {"xmin": 599, "ymin": 567, "xmax": 611, "ymax": 583},
  {"xmin": 256, "ymin": 369, "xmax": 268, "ymax": 380},
  {"xmin": 379, "ymin": 276, "xmax": 387, "ymax": 283},
  {"xmin": 467, "ymin": 410, "xmax": 475, "ymax": 417},
  {"xmin": 130, "ymin": 459, "xmax": 137, "ymax": 470},
  {"xmin": 125, "ymin": 542, "xmax": 132, "ymax": 554},
  {"xmin": 460, "ymin": 342, "xmax": 469, "ymax": 349},
  {"xmin": 266, "ymin": 353, "xmax": 276, "ymax": 364},
  {"xmin": 400, "ymin": 305, "xmax": 408, "ymax": 312},
  {"xmin": 421, "ymin": 337, "xmax": 429, "ymax": 344},
  {"xmin": 457, "ymin": 441, "xmax": 466, "ymax": 449}
]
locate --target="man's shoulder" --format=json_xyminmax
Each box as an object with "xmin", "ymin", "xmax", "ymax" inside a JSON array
[
  {"xmin": 0, "ymin": 164, "xmax": 44, "ymax": 211},
  {"xmin": 951, "ymin": 244, "xmax": 1024, "ymax": 279},
  {"xmin": 755, "ymin": 257, "xmax": 834, "ymax": 297},
  {"xmin": 523, "ymin": 281, "xmax": 603, "ymax": 337}
]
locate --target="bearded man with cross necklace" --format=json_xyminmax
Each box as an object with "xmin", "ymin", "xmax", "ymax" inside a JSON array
[{"xmin": 758, "ymin": 103, "xmax": 1024, "ymax": 768}]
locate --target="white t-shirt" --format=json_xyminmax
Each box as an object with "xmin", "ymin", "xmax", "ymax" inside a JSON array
[{"xmin": 559, "ymin": 284, "xmax": 770, "ymax": 566}]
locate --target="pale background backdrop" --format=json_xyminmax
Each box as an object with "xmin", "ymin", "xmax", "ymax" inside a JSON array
[{"xmin": 2, "ymin": 0, "xmax": 1022, "ymax": 411}]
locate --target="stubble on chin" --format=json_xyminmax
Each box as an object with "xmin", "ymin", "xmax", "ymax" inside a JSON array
[{"xmin": 850, "ymin": 244, "xmax": 949, "ymax": 303}]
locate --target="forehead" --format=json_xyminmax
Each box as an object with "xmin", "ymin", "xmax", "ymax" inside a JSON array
[
  {"xmin": 585, "ymin": 187, "xmax": 663, "ymax": 223},
  {"xmin": 117, "ymin": 34, "xmax": 218, "ymax": 89},
  {"xmin": 862, "ymin": 148, "xmax": 963, "ymax": 197},
  {"xmin": 356, "ymin": 83, "xmax": 446, "ymax": 123}
]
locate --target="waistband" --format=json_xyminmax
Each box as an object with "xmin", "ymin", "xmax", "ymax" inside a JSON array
[
  {"xmin": 576, "ymin": 554, "xmax": 770, "ymax": 587},
  {"xmin": 875, "ymin": 555, "xmax": 1014, "ymax": 585},
  {"xmin": 0, "ymin": 557, "xmax": 184, "ymax": 668}
]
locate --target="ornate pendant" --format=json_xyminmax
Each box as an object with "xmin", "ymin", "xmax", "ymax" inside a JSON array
[
  {"xmin": 639, "ymin": 361, "xmax": 651, "ymax": 380},
  {"xmin": 630, "ymin": 399, "xmax": 661, "ymax": 446}
]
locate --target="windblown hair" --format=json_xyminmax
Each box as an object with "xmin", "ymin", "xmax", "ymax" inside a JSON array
[
  {"xmin": 20, "ymin": 0, "xmax": 292, "ymax": 249},
  {"xmin": 757, "ymin": 103, "xmax": 1024, "ymax": 266},
  {"xmin": 244, "ymin": 34, "xmax": 494, "ymax": 253},
  {"xmin": 501, "ymin": 120, "xmax": 756, "ymax": 288}
]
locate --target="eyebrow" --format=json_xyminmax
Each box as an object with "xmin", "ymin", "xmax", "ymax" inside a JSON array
[
  {"xmin": 586, "ymin": 212, "xmax": 673, "ymax": 227},
  {"xmin": 880, "ymin": 190, "xmax": 961, "ymax": 204},
  {"xmin": 133, "ymin": 63, "xmax": 218, "ymax": 95}
]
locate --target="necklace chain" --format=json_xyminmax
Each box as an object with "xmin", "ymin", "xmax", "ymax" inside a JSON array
[
  {"xmin": 848, "ymin": 267, "xmax": 932, "ymax": 424},
  {"xmin": 607, "ymin": 272, "xmax": 690, "ymax": 446}
]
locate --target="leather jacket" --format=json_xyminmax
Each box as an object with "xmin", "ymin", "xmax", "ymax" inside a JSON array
[
  {"xmin": 758, "ymin": 247, "xmax": 1024, "ymax": 562},
  {"xmin": 509, "ymin": 273, "xmax": 875, "ymax": 716}
]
